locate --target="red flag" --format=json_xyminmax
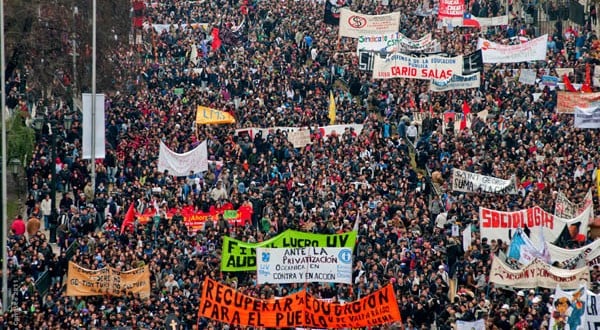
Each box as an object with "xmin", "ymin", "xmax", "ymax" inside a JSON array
[
  {"xmin": 120, "ymin": 203, "xmax": 136, "ymax": 234},
  {"xmin": 582, "ymin": 64, "xmax": 593, "ymax": 93},
  {"xmin": 459, "ymin": 116, "xmax": 467, "ymax": 130},
  {"xmin": 563, "ymin": 74, "xmax": 578, "ymax": 92},
  {"xmin": 409, "ymin": 96, "xmax": 416, "ymax": 109},
  {"xmin": 462, "ymin": 100, "xmax": 471, "ymax": 115},
  {"xmin": 211, "ymin": 27, "xmax": 222, "ymax": 51},
  {"xmin": 429, "ymin": 103, "xmax": 434, "ymax": 116}
]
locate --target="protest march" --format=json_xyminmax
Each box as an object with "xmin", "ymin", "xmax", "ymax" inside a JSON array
[{"xmin": 4, "ymin": 0, "xmax": 600, "ymax": 329}]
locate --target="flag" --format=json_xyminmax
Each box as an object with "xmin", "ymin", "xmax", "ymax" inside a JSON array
[
  {"xmin": 582, "ymin": 63, "xmax": 593, "ymax": 93},
  {"xmin": 211, "ymin": 27, "xmax": 222, "ymax": 51},
  {"xmin": 463, "ymin": 13, "xmax": 480, "ymax": 28},
  {"xmin": 563, "ymin": 74, "xmax": 578, "ymax": 92},
  {"xmin": 324, "ymin": 0, "xmax": 343, "ymax": 25},
  {"xmin": 328, "ymin": 91, "xmax": 336, "ymax": 124},
  {"xmin": 596, "ymin": 169, "xmax": 600, "ymax": 199},
  {"xmin": 429, "ymin": 103, "xmax": 434, "ymax": 116},
  {"xmin": 353, "ymin": 213, "xmax": 360, "ymax": 232},
  {"xmin": 409, "ymin": 96, "xmax": 416, "ymax": 109},
  {"xmin": 153, "ymin": 199, "xmax": 160, "ymax": 216},
  {"xmin": 190, "ymin": 43, "xmax": 198, "ymax": 66},
  {"xmin": 132, "ymin": 1, "xmax": 145, "ymax": 28},
  {"xmin": 201, "ymin": 41, "xmax": 208, "ymax": 58},
  {"xmin": 459, "ymin": 100, "xmax": 470, "ymax": 130},
  {"xmin": 196, "ymin": 106, "xmax": 236, "ymax": 125},
  {"xmin": 120, "ymin": 203, "xmax": 135, "ymax": 234}
]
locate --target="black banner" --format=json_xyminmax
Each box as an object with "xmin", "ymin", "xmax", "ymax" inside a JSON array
[{"xmin": 463, "ymin": 50, "xmax": 483, "ymax": 75}]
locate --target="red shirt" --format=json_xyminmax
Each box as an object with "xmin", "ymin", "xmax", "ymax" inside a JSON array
[{"xmin": 11, "ymin": 219, "xmax": 26, "ymax": 236}]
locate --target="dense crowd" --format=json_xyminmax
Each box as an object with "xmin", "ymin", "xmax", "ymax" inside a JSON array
[{"xmin": 3, "ymin": 0, "xmax": 600, "ymax": 329}]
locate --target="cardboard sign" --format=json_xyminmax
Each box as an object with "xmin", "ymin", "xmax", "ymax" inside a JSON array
[{"xmin": 66, "ymin": 262, "xmax": 150, "ymax": 298}]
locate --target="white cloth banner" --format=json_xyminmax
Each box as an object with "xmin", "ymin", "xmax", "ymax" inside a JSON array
[
  {"xmin": 456, "ymin": 319, "xmax": 486, "ymax": 330},
  {"xmin": 452, "ymin": 168, "xmax": 517, "ymax": 194},
  {"xmin": 157, "ymin": 141, "xmax": 208, "ymax": 177},
  {"xmin": 339, "ymin": 9, "xmax": 401, "ymax": 39},
  {"xmin": 489, "ymin": 258, "xmax": 589, "ymax": 289},
  {"xmin": 549, "ymin": 286, "xmax": 591, "ymax": 330},
  {"xmin": 480, "ymin": 204, "xmax": 592, "ymax": 248},
  {"xmin": 477, "ymin": 34, "xmax": 548, "ymax": 63},
  {"xmin": 256, "ymin": 247, "xmax": 353, "ymax": 284},
  {"xmin": 372, "ymin": 53, "xmax": 463, "ymax": 80},
  {"xmin": 555, "ymin": 190, "xmax": 593, "ymax": 219},
  {"xmin": 468, "ymin": 15, "xmax": 509, "ymax": 26},
  {"xmin": 287, "ymin": 130, "xmax": 312, "ymax": 148},
  {"xmin": 547, "ymin": 239, "xmax": 600, "ymax": 269},
  {"xmin": 82, "ymin": 93, "xmax": 106, "ymax": 159},
  {"xmin": 356, "ymin": 32, "xmax": 438, "ymax": 53},
  {"xmin": 430, "ymin": 72, "xmax": 481, "ymax": 92},
  {"xmin": 574, "ymin": 105, "xmax": 600, "ymax": 129}
]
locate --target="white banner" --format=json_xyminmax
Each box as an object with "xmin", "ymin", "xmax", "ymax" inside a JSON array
[
  {"xmin": 490, "ymin": 258, "xmax": 589, "ymax": 289},
  {"xmin": 549, "ymin": 286, "xmax": 590, "ymax": 330},
  {"xmin": 480, "ymin": 204, "xmax": 592, "ymax": 248},
  {"xmin": 256, "ymin": 247, "xmax": 353, "ymax": 284},
  {"xmin": 287, "ymin": 130, "xmax": 312, "ymax": 148},
  {"xmin": 547, "ymin": 239, "xmax": 600, "ymax": 269},
  {"xmin": 373, "ymin": 53, "xmax": 463, "ymax": 80},
  {"xmin": 157, "ymin": 141, "xmax": 208, "ymax": 177},
  {"xmin": 477, "ymin": 34, "xmax": 548, "ymax": 63},
  {"xmin": 82, "ymin": 93, "xmax": 106, "ymax": 159},
  {"xmin": 456, "ymin": 319, "xmax": 485, "ymax": 330},
  {"xmin": 555, "ymin": 190, "xmax": 593, "ymax": 219},
  {"xmin": 574, "ymin": 105, "xmax": 600, "ymax": 129},
  {"xmin": 430, "ymin": 72, "xmax": 481, "ymax": 92},
  {"xmin": 339, "ymin": 9, "xmax": 401, "ymax": 39},
  {"xmin": 356, "ymin": 32, "xmax": 438, "ymax": 54},
  {"xmin": 235, "ymin": 124, "xmax": 364, "ymax": 141},
  {"xmin": 469, "ymin": 15, "xmax": 509, "ymax": 26},
  {"xmin": 452, "ymin": 168, "xmax": 517, "ymax": 194}
]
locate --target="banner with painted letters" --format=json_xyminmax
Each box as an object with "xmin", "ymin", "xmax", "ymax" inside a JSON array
[
  {"xmin": 438, "ymin": 0, "xmax": 465, "ymax": 24},
  {"xmin": 338, "ymin": 8, "xmax": 400, "ymax": 39},
  {"xmin": 489, "ymin": 257, "xmax": 589, "ymax": 289},
  {"xmin": 479, "ymin": 204, "xmax": 592, "ymax": 248},
  {"xmin": 199, "ymin": 278, "xmax": 402, "ymax": 328},
  {"xmin": 477, "ymin": 35, "xmax": 548, "ymax": 63},
  {"xmin": 372, "ymin": 53, "xmax": 463, "ymax": 80},
  {"xmin": 221, "ymin": 230, "xmax": 357, "ymax": 272},
  {"xmin": 549, "ymin": 286, "xmax": 598, "ymax": 330},
  {"xmin": 430, "ymin": 72, "xmax": 480, "ymax": 92},
  {"xmin": 256, "ymin": 247, "xmax": 353, "ymax": 284},
  {"xmin": 356, "ymin": 33, "xmax": 438, "ymax": 54},
  {"xmin": 452, "ymin": 168, "xmax": 517, "ymax": 194},
  {"xmin": 574, "ymin": 105, "xmax": 600, "ymax": 129},
  {"xmin": 556, "ymin": 91, "xmax": 600, "ymax": 113},
  {"xmin": 66, "ymin": 262, "xmax": 150, "ymax": 298},
  {"xmin": 555, "ymin": 190, "xmax": 593, "ymax": 219},
  {"xmin": 547, "ymin": 239, "xmax": 600, "ymax": 269},
  {"xmin": 157, "ymin": 140, "xmax": 208, "ymax": 177}
]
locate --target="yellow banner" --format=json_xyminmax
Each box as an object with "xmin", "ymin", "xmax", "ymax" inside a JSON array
[
  {"xmin": 196, "ymin": 106, "xmax": 236, "ymax": 124},
  {"xmin": 66, "ymin": 262, "xmax": 150, "ymax": 298}
]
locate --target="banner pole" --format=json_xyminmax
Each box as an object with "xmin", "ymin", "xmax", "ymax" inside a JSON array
[{"xmin": 91, "ymin": 0, "xmax": 97, "ymax": 198}]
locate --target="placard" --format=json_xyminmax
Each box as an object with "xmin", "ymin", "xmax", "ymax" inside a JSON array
[
  {"xmin": 452, "ymin": 168, "xmax": 517, "ymax": 194},
  {"xmin": 339, "ymin": 8, "xmax": 401, "ymax": 39},
  {"xmin": 518, "ymin": 69, "xmax": 536, "ymax": 85},
  {"xmin": 287, "ymin": 130, "xmax": 312, "ymax": 148},
  {"xmin": 556, "ymin": 92, "xmax": 600, "ymax": 113},
  {"xmin": 574, "ymin": 105, "xmax": 600, "ymax": 128}
]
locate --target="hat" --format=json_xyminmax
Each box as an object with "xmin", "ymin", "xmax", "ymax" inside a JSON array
[
  {"xmin": 517, "ymin": 291, "xmax": 525, "ymax": 297},
  {"xmin": 501, "ymin": 304, "xmax": 509, "ymax": 310},
  {"xmin": 532, "ymin": 296, "xmax": 542, "ymax": 304}
]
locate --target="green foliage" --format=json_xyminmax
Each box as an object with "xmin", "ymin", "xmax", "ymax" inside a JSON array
[{"xmin": 3, "ymin": 112, "xmax": 35, "ymax": 165}]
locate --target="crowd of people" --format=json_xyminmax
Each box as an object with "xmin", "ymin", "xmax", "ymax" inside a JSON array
[{"xmin": 3, "ymin": 0, "xmax": 600, "ymax": 329}]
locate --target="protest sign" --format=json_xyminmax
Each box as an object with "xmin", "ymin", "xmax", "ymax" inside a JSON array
[
  {"xmin": 338, "ymin": 9, "xmax": 400, "ymax": 38},
  {"xmin": 452, "ymin": 168, "xmax": 517, "ymax": 194},
  {"xmin": 549, "ymin": 286, "xmax": 588, "ymax": 330},
  {"xmin": 256, "ymin": 247, "xmax": 353, "ymax": 284},
  {"xmin": 157, "ymin": 141, "xmax": 208, "ymax": 177},
  {"xmin": 574, "ymin": 105, "xmax": 600, "ymax": 128},
  {"xmin": 518, "ymin": 69, "xmax": 536, "ymax": 85},
  {"xmin": 372, "ymin": 53, "xmax": 463, "ymax": 80},
  {"xmin": 456, "ymin": 319, "xmax": 485, "ymax": 330},
  {"xmin": 477, "ymin": 35, "xmax": 548, "ymax": 63},
  {"xmin": 356, "ymin": 32, "xmax": 437, "ymax": 53},
  {"xmin": 555, "ymin": 189, "xmax": 593, "ymax": 219},
  {"xmin": 556, "ymin": 92, "xmax": 600, "ymax": 113},
  {"xmin": 438, "ymin": 0, "xmax": 465, "ymax": 25},
  {"xmin": 430, "ymin": 72, "xmax": 480, "ymax": 92},
  {"xmin": 541, "ymin": 75, "xmax": 559, "ymax": 87},
  {"xmin": 199, "ymin": 278, "xmax": 401, "ymax": 328},
  {"xmin": 196, "ymin": 106, "xmax": 236, "ymax": 124},
  {"xmin": 479, "ymin": 204, "xmax": 592, "ymax": 248},
  {"xmin": 547, "ymin": 239, "xmax": 600, "ymax": 269},
  {"xmin": 287, "ymin": 130, "xmax": 312, "ymax": 148},
  {"xmin": 66, "ymin": 262, "xmax": 151, "ymax": 297},
  {"xmin": 221, "ymin": 230, "xmax": 357, "ymax": 271},
  {"xmin": 489, "ymin": 258, "xmax": 589, "ymax": 289}
]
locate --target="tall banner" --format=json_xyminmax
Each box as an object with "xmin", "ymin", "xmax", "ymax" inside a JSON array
[
  {"xmin": 196, "ymin": 106, "xmax": 236, "ymax": 124},
  {"xmin": 574, "ymin": 105, "xmax": 600, "ymax": 129},
  {"xmin": 256, "ymin": 247, "xmax": 353, "ymax": 284},
  {"xmin": 456, "ymin": 319, "xmax": 485, "ymax": 330},
  {"xmin": 372, "ymin": 53, "xmax": 463, "ymax": 80},
  {"xmin": 66, "ymin": 262, "xmax": 151, "ymax": 297},
  {"xmin": 549, "ymin": 286, "xmax": 588, "ymax": 330},
  {"xmin": 221, "ymin": 230, "xmax": 357, "ymax": 272},
  {"xmin": 356, "ymin": 33, "xmax": 437, "ymax": 54},
  {"xmin": 489, "ymin": 258, "xmax": 589, "ymax": 289},
  {"xmin": 462, "ymin": 50, "xmax": 483, "ymax": 75},
  {"xmin": 556, "ymin": 92, "xmax": 600, "ymax": 113},
  {"xmin": 438, "ymin": 0, "xmax": 465, "ymax": 23},
  {"xmin": 199, "ymin": 278, "xmax": 401, "ymax": 328},
  {"xmin": 555, "ymin": 190, "xmax": 593, "ymax": 219},
  {"xmin": 430, "ymin": 73, "xmax": 481, "ymax": 92},
  {"xmin": 451, "ymin": 168, "xmax": 517, "ymax": 194},
  {"xmin": 324, "ymin": 0, "xmax": 343, "ymax": 25},
  {"xmin": 338, "ymin": 8, "xmax": 401, "ymax": 39},
  {"xmin": 82, "ymin": 93, "xmax": 106, "ymax": 159},
  {"xmin": 477, "ymin": 35, "xmax": 548, "ymax": 63},
  {"xmin": 547, "ymin": 239, "xmax": 600, "ymax": 269},
  {"xmin": 157, "ymin": 141, "xmax": 208, "ymax": 177},
  {"xmin": 479, "ymin": 204, "xmax": 592, "ymax": 248}
]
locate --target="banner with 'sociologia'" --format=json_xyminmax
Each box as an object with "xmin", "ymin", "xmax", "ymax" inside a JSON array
[
  {"xmin": 489, "ymin": 257, "xmax": 589, "ymax": 290},
  {"xmin": 198, "ymin": 278, "xmax": 401, "ymax": 328},
  {"xmin": 372, "ymin": 53, "xmax": 463, "ymax": 80},
  {"xmin": 256, "ymin": 247, "xmax": 353, "ymax": 284},
  {"xmin": 451, "ymin": 168, "xmax": 517, "ymax": 194},
  {"xmin": 221, "ymin": 230, "xmax": 357, "ymax": 272},
  {"xmin": 338, "ymin": 8, "xmax": 400, "ymax": 39}
]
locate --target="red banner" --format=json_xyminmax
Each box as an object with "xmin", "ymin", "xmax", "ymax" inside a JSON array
[
  {"xmin": 136, "ymin": 203, "xmax": 251, "ymax": 232},
  {"xmin": 438, "ymin": 0, "xmax": 465, "ymax": 20}
]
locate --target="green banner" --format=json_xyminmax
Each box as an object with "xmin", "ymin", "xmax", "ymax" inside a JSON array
[{"xmin": 221, "ymin": 230, "xmax": 357, "ymax": 272}]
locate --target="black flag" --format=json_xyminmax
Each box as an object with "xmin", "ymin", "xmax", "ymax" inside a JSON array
[
  {"xmin": 463, "ymin": 50, "xmax": 483, "ymax": 75},
  {"xmin": 324, "ymin": 0, "xmax": 343, "ymax": 25}
]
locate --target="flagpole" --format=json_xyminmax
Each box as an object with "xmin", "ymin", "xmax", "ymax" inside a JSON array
[
  {"xmin": 91, "ymin": 0, "xmax": 97, "ymax": 198},
  {"xmin": 0, "ymin": 0, "xmax": 9, "ymax": 312}
]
